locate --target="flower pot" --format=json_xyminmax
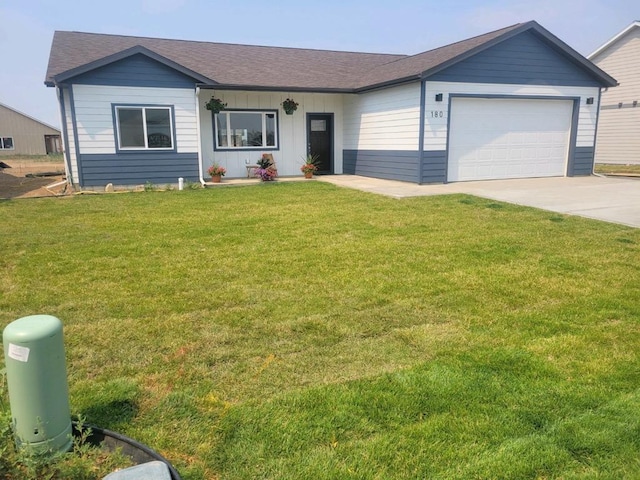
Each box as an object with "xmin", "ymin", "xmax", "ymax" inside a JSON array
[
  {"xmin": 211, "ymin": 175, "xmax": 221, "ymax": 183},
  {"xmin": 304, "ymin": 171, "xmax": 313, "ymax": 179},
  {"xmin": 284, "ymin": 110, "xmax": 295, "ymax": 115}
]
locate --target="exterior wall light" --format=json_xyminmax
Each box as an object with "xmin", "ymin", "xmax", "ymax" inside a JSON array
[{"xmin": 435, "ymin": 93, "xmax": 443, "ymax": 102}]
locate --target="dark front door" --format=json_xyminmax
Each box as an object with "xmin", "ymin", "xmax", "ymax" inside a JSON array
[{"xmin": 307, "ymin": 114, "xmax": 333, "ymax": 174}]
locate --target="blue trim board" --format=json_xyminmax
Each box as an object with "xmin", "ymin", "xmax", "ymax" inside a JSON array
[
  {"xmin": 343, "ymin": 150, "xmax": 419, "ymax": 182},
  {"xmin": 79, "ymin": 152, "xmax": 199, "ymax": 186}
]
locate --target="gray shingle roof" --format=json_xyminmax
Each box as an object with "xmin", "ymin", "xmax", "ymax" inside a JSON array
[{"xmin": 45, "ymin": 21, "xmax": 616, "ymax": 91}]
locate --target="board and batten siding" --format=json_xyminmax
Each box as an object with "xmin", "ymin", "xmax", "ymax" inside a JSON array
[
  {"xmin": 199, "ymin": 90, "xmax": 344, "ymax": 177},
  {"xmin": 422, "ymin": 81, "xmax": 601, "ymax": 181},
  {"xmin": 69, "ymin": 84, "xmax": 199, "ymax": 185},
  {"xmin": 343, "ymin": 83, "xmax": 421, "ymax": 182},
  {"xmin": 591, "ymin": 26, "xmax": 640, "ymax": 164}
]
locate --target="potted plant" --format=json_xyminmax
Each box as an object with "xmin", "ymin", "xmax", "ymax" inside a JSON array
[
  {"xmin": 301, "ymin": 153, "xmax": 319, "ymax": 178},
  {"xmin": 207, "ymin": 163, "xmax": 226, "ymax": 183},
  {"xmin": 255, "ymin": 154, "xmax": 277, "ymax": 181},
  {"xmin": 282, "ymin": 98, "xmax": 299, "ymax": 115},
  {"xmin": 205, "ymin": 96, "xmax": 227, "ymax": 114}
]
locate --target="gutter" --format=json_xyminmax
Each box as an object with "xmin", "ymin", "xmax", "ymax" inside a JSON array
[{"xmin": 592, "ymin": 87, "xmax": 604, "ymax": 177}]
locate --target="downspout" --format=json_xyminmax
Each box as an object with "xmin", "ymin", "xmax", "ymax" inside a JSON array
[
  {"xmin": 592, "ymin": 88, "xmax": 605, "ymax": 178},
  {"xmin": 417, "ymin": 79, "xmax": 426, "ymax": 185},
  {"xmin": 195, "ymin": 86, "xmax": 205, "ymax": 186},
  {"xmin": 56, "ymin": 86, "xmax": 73, "ymax": 188}
]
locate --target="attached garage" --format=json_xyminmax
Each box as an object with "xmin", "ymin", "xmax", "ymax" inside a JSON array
[{"xmin": 447, "ymin": 97, "xmax": 574, "ymax": 182}]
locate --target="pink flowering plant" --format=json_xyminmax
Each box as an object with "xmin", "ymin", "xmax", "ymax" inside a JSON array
[
  {"xmin": 207, "ymin": 163, "xmax": 226, "ymax": 177},
  {"xmin": 255, "ymin": 154, "xmax": 277, "ymax": 181},
  {"xmin": 301, "ymin": 154, "xmax": 319, "ymax": 174}
]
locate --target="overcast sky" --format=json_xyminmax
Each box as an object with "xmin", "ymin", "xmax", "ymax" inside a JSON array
[{"xmin": 1, "ymin": 0, "xmax": 638, "ymax": 129}]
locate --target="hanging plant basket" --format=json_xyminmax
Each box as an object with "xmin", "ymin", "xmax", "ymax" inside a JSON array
[
  {"xmin": 205, "ymin": 96, "xmax": 227, "ymax": 114},
  {"xmin": 282, "ymin": 98, "xmax": 299, "ymax": 115}
]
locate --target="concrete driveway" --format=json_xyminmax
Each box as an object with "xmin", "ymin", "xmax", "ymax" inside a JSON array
[{"xmin": 319, "ymin": 175, "xmax": 640, "ymax": 228}]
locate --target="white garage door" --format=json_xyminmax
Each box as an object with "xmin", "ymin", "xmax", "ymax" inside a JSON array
[{"xmin": 448, "ymin": 97, "xmax": 573, "ymax": 182}]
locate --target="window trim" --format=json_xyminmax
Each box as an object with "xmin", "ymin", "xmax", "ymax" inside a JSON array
[
  {"xmin": 112, "ymin": 104, "xmax": 176, "ymax": 152},
  {"xmin": 0, "ymin": 137, "xmax": 14, "ymax": 150},
  {"xmin": 213, "ymin": 109, "xmax": 279, "ymax": 151}
]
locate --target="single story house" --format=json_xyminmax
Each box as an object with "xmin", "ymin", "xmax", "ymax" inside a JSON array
[
  {"xmin": 0, "ymin": 102, "xmax": 62, "ymax": 156},
  {"xmin": 45, "ymin": 21, "xmax": 616, "ymax": 187},
  {"xmin": 588, "ymin": 21, "xmax": 640, "ymax": 165}
]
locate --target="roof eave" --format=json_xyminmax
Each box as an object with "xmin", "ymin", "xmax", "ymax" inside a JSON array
[
  {"xmin": 198, "ymin": 84, "xmax": 355, "ymax": 94},
  {"xmin": 354, "ymin": 75, "xmax": 422, "ymax": 93},
  {"xmin": 588, "ymin": 21, "xmax": 640, "ymax": 60},
  {"xmin": 50, "ymin": 45, "xmax": 217, "ymax": 86}
]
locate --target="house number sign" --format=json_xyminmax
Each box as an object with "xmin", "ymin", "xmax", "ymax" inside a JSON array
[{"xmin": 429, "ymin": 111, "xmax": 444, "ymax": 118}]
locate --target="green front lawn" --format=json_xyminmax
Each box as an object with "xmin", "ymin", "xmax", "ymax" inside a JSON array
[
  {"xmin": 595, "ymin": 163, "xmax": 640, "ymax": 175},
  {"xmin": 1, "ymin": 182, "xmax": 639, "ymax": 479}
]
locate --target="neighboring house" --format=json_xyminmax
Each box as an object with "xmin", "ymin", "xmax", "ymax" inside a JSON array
[
  {"xmin": 45, "ymin": 21, "xmax": 615, "ymax": 187},
  {"xmin": 589, "ymin": 21, "xmax": 640, "ymax": 165},
  {"xmin": 0, "ymin": 102, "xmax": 62, "ymax": 156}
]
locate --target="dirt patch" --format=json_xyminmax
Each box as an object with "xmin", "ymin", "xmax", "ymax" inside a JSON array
[{"xmin": 0, "ymin": 158, "xmax": 68, "ymax": 199}]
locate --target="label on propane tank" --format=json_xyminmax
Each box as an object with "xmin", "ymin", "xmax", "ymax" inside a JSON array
[{"xmin": 8, "ymin": 343, "xmax": 30, "ymax": 362}]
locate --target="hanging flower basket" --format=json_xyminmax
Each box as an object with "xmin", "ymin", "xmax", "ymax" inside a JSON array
[
  {"xmin": 205, "ymin": 96, "xmax": 227, "ymax": 114},
  {"xmin": 282, "ymin": 98, "xmax": 298, "ymax": 115}
]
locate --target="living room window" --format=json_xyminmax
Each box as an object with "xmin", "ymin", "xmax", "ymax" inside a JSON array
[
  {"xmin": 115, "ymin": 106, "xmax": 174, "ymax": 150},
  {"xmin": 0, "ymin": 137, "xmax": 14, "ymax": 150},
  {"xmin": 215, "ymin": 111, "xmax": 277, "ymax": 149}
]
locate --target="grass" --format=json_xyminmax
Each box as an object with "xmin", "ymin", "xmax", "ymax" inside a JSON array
[
  {"xmin": 594, "ymin": 163, "xmax": 640, "ymax": 175},
  {"xmin": 0, "ymin": 153, "xmax": 64, "ymax": 163},
  {"xmin": 1, "ymin": 182, "xmax": 639, "ymax": 479}
]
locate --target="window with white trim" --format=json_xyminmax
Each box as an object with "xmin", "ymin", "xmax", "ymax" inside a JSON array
[
  {"xmin": 215, "ymin": 111, "xmax": 277, "ymax": 149},
  {"xmin": 0, "ymin": 137, "xmax": 14, "ymax": 150},
  {"xmin": 115, "ymin": 106, "xmax": 174, "ymax": 150}
]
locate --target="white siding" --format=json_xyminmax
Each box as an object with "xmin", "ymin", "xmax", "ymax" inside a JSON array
[
  {"xmin": 423, "ymin": 81, "xmax": 600, "ymax": 150},
  {"xmin": 343, "ymin": 83, "xmax": 421, "ymax": 151},
  {"xmin": 591, "ymin": 28, "xmax": 640, "ymax": 105},
  {"xmin": 199, "ymin": 90, "xmax": 344, "ymax": 177},
  {"xmin": 594, "ymin": 107, "xmax": 640, "ymax": 164},
  {"xmin": 71, "ymin": 84, "xmax": 198, "ymax": 155},
  {"xmin": 63, "ymin": 88, "xmax": 79, "ymax": 183},
  {"xmin": 591, "ymin": 27, "xmax": 640, "ymax": 164}
]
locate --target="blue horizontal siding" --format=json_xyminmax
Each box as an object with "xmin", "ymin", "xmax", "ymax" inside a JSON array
[
  {"xmin": 69, "ymin": 54, "xmax": 197, "ymax": 88},
  {"xmin": 430, "ymin": 31, "xmax": 601, "ymax": 87},
  {"xmin": 570, "ymin": 146, "xmax": 594, "ymax": 176},
  {"xmin": 343, "ymin": 150, "xmax": 418, "ymax": 182},
  {"xmin": 79, "ymin": 152, "xmax": 199, "ymax": 186},
  {"xmin": 421, "ymin": 150, "xmax": 447, "ymax": 183}
]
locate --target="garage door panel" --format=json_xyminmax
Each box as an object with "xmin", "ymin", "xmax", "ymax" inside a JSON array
[{"xmin": 448, "ymin": 97, "xmax": 573, "ymax": 182}]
